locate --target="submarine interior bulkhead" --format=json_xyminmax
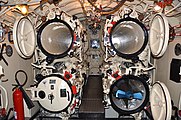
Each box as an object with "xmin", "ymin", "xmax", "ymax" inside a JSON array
[{"xmin": 0, "ymin": 0, "xmax": 181, "ymax": 119}]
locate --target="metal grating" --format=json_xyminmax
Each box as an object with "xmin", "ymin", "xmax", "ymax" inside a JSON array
[{"xmin": 79, "ymin": 75, "xmax": 104, "ymax": 118}]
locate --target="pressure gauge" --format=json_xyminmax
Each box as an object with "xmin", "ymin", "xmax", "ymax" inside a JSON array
[
  {"xmin": 5, "ymin": 45, "xmax": 13, "ymax": 57},
  {"xmin": 13, "ymin": 17, "xmax": 36, "ymax": 58}
]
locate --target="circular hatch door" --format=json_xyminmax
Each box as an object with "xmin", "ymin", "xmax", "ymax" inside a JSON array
[
  {"xmin": 110, "ymin": 17, "xmax": 148, "ymax": 59},
  {"xmin": 149, "ymin": 14, "xmax": 169, "ymax": 58},
  {"xmin": 37, "ymin": 18, "xmax": 74, "ymax": 58},
  {"xmin": 13, "ymin": 17, "xmax": 36, "ymax": 58},
  {"xmin": 37, "ymin": 74, "xmax": 73, "ymax": 113},
  {"xmin": 150, "ymin": 81, "xmax": 172, "ymax": 120},
  {"xmin": 109, "ymin": 75, "xmax": 149, "ymax": 115}
]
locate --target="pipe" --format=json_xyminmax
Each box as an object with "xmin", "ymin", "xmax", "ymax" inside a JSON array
[
  {"xmin": 87, "ymin": 0, "xmax": 126, "ymax": 15},
  {"xmin": 0, "ymin": 0, "xmax": 41, "ymax": 6},
  {"xmin": 0, "ymin": 7, "xmax": 13, "ymax": 26},
  {"xmin": 165, "ymin": 2, "xmax": 181, "ymax": 15},
  {"xmin": 0, "ymin": 7, "xmax": 9, "ymax": 16},
  {"xmin": 58, "ymin": 0, "xmax": 77, "ymax": 8}
]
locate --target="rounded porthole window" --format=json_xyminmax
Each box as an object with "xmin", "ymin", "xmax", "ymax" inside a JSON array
[
  {"xmin": 110, "ymin": 17, "xmax": 148, "ymax": 59},
  {"xmin": 109, "ymin": 75, "xmax": 149, "ymax": 115},
  {"xmin": 37, "ymin": 18, "xmax": 74, "ymax": 58}
]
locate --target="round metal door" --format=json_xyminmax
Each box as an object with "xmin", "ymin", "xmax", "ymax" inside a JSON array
[
  {"xmin": 109, "ymin": 75, "xmax": 149, "ymax": 115},
  {"xmin": 13, "ymin": 17, "xmax": 36, "ymax": 58},
  {"xmin": 37, "ymin": 18, "xmax": 74, "ymax": 58},
  {"xmin": 110, "ymin": 17, "xmax": 148, "ymax": 59},
  {"xmin": 149, "ymin": 13, "xmax": 169, "ymax": 58},
  {"xmin": 150, "ymin": 81, "xmax": 172, "ymax": 120},
  {"xmin": 36, "ymin": 74, "xmax": 73, "ymax": 113}
]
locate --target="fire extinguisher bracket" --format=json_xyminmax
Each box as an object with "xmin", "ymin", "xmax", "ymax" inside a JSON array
[{"xmin": 13, "ymin": 70, "xmax": 34, "ymax": 110}]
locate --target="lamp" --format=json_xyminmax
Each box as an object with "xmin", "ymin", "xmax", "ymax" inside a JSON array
[
  {"xmin": 154, "ymin": 4, "xmax": 162, "ymax": 11},
  {"xmin": 16, "ymin": 4, "xmax": 28, "ymax": 15}
]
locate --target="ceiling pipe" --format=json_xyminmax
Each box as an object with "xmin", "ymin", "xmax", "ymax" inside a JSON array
[
  {"xmin": 77, "ymin": 0, "xmax": 89, "ymax": 23},
  {"xmin": 165, "ymin": 2, "xmax": 181, "ymax": 15},
  {"xmin": 87, "ymin": 0, "xmax": 127, "ymax": 15}
]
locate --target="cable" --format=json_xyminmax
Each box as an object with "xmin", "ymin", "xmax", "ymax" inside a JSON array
[
  {"xmin": 87, "ymin": 0, "xmax": 126, "ymax": 15},
  {"xmin": 165, "ymin": 2, "xmax": 181, "ymax": 15},
  {"xmin": 143, "ymin": 109, "xmax": 154, "ymax": 120},
  {"xmin": 0, "ymin": 0, "xmax": 8, "ymax": 4}
]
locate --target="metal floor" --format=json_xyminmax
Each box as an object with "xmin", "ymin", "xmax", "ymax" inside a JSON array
[{"xmin": 79, "ymin": 75, "xmax": 104, "ymax": 119}]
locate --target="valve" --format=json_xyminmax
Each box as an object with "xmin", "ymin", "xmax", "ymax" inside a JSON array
[{"xmin": 31, "ymin": 63, "xmax": 55, "ymax": 70}]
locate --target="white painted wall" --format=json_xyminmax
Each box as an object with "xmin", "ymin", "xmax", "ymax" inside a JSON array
[
  {"xmin": 0, "ymin": 39, "xmax": 38, "ymax": 118},
  {"xmin": 155, "ymin": 36, "xmax": 181, "ymax": 107},
  {"xmin": 154, "ymin": 16, "xmax": 181, "ymax": 108}
]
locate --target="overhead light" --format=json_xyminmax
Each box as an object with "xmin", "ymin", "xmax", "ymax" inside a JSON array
[{"xmin": 16, "ymin": 4, "xmax": 28, "ymax": 15}]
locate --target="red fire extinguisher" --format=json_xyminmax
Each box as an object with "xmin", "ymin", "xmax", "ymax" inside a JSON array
[
  {"xmin": 13, "ymin": 88, "xmax": 25, "ymax": 120},
  {"xmin": 12, "ymin": 70, "xmax": 34, "ymax": 120}
]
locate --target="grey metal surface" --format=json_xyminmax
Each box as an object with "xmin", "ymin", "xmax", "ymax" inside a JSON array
[
  {"xmin": 80, "ymin": 100, "xmax": 104, "ymax": 113},
  {"xmin": 85, "ymin": 23, "xmax": 105, "ymax": 75},
  {"xmin": 111, "ymin": 21, "xmax": 145, "ymax": 54},
  {"xmin": 41, "ymin": 22, "xmax": 72, "ymax": 55},
  {"xmin": 105, "ymin": 106, "xmax": 119, "ymax": 118}
]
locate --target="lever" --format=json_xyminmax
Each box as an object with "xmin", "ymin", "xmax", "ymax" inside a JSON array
[
  {"xmin": 0, "ymin": 44, "xmax": 8, "ymax": 66},
  {"xmin": 67, "ymin": 91, "xmax": 70, "ymax": 101},
  {"xmin": 31, "ymin": 63, "xmax": 55, "ymax": 70},
  {"xmin": 48, "ymin": 94, "xmax": 54, "ymax": 104}
]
